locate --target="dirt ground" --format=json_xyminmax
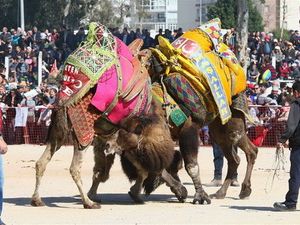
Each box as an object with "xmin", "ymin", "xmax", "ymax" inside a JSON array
[{"xmin": 2, "ymin": 145, "xmax": 299, "ymax": 225}]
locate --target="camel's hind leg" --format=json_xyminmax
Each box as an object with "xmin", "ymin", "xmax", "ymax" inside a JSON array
[
  {"xmin": 210, "ymin": 144, "xmax": 240, "ymax": 199},
  {"xmin": 178, "ymin": 119, "xmax": 210, "ymax": 204},
  {"xmin": 88, "ymin": 137, "xmax": 115, "ymax": 203},
  {"xmin": 70, "ymin": 140, "xmax": 100, "ymax": 209},
  {"xmin": 209, "ymin": 109, "xmax": 258, "ymax": 199},
  {"xmin": 31, "ymin": 141, "xmax": 63, "ymax": 206}
]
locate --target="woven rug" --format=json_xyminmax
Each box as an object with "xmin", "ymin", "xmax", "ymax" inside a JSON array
[
  {"xmin": 164, "ymin": 73, "xmax": 217, "ymax": 125},
  {"xmin": 67, "ymin": 92, "xmax": 102, "ymax": 147}
]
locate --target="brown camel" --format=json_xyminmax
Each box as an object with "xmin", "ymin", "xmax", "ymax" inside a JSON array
[
  {"xmin": 103, "ymin": 101, "xmax": 187, "ymax": 203},
  {"xmin": 87, "ymin": 96, "xmax": 258, "ymax": 205}
]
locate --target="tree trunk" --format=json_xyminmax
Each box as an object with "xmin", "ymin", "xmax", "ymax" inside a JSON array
[{"xmin": 236, "ymin": 0, "xmax": 249, "ymax": 72}]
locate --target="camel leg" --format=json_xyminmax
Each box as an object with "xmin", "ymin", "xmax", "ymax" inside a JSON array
[
  {"xmin": 88, "ymin": 137, "xmax": 115, "ymax": 203},
  {"xmin": 124, "ymin": 152, "xmax": 148, "ymax": 204},
  {"xmin": 210, "ymin": 144, "xmax": 240, "ymax": 199},
  {"xmin": 70, "ymin": 141, "xmax": 100, "ymax": 209},
  {"xmin": 237, "ymin": 135, "xmax": 258, "ymax": 199},
  {"xmin": 161, "ymin": 169, "xmax": 188, "ymax": 202},
  {"xmin": 178, "ymin": 120, "xmax": 211, "ymax": 204},
  {"xmin": 31, "ymin": 141, "xmax": 62, "ymax": 207}
]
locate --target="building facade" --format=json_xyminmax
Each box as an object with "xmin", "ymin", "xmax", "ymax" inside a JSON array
[
  {"xmin": 129, "ymin": 0, "xmax": 178, "ymax": 32},
  {"xmin": 177, "ymin": 0, "xmax": 217, "ymax": 31},
  {"xmin": 254, "ymin": 0, "xmax": 300, "ymax": 32}
]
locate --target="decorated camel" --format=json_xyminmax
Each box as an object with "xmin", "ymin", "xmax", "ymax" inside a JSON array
[{"xmin": 31, "ymin": 20, "xmax": 258, "ymax": 209}]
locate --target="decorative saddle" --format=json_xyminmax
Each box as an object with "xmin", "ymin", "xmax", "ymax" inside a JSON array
[
  {"xmin": 151, "ymin": 18, "xmax": 247, "ymax": 124},
  {"xmin": 58, "ymin": 23, "xmax": 152, "ymax": 146}
]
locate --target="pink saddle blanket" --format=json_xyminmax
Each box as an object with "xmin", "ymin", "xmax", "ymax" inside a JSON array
[{"xmin": 91, "ymin": 38, "xmax": 149, "ymax": 124}]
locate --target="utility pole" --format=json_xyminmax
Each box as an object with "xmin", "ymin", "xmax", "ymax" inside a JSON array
[
  {"xmin": 165, "ymin": 0, "xmax": 168, "ymax": 30},
  {"xmin": 199, "ymin": 0, "xmax": 202, "ymax": 25},
  {"xmin": 20, "ymin": 0, "xmax": 25, "ymax": 31},
  {"xmin": 280, "ymin": 0, "xmax": 286, "ymax": 40}
]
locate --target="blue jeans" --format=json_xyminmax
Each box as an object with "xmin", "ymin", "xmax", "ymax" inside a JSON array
[
  {"xmin": 212, "ymin": 142, "xmax": 224, "ymax": 180},
  {"xmin": 285, "ymin": 147, "xmax": 300, "ymax": 206},
  {"xmin": 0, "ymin": 155, "xmax": 3, "ymax": 217},
  {"xmin": 212, "ymin": 142, "xmax": 238, "ymax": 180}
]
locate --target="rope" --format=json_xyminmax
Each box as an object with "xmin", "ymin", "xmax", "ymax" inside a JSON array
[{"xmin": 264, "ymin": 145, "xmax": 287, "ymax": 193}]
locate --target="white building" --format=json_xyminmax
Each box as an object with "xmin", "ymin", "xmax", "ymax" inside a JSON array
[
  {"xmin": 129, "ymin": 0, "xmax": 178, "ymax": 32},
  {"xmin": 177, "ymin": 0, "xmax": 217, "ymax": 31}
]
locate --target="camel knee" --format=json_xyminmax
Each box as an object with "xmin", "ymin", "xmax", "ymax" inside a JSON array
[{"xmin": 70, "ymin": 166, "xmax": 81, "ymax": 181}]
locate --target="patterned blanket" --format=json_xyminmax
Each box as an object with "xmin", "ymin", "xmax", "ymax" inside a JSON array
[
  {"xmin": 151, "ymin": 18, "xmax": 247, "ymax": 124},
  {"xmin": 57, "ymin": 23, "xmax": 152, "ymax": 146}
]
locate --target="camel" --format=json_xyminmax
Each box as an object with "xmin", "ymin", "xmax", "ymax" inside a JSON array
[
  {"xmin": 31, "ymin": 22, "xmax": 258, "ymax": 208},
  {"xmin": 87, "ymin": 95, "xmax": 258, "ymax": 205},
  {"xmin": 103, "ymin": 100, "xmax": 187, "ymax": 203},
  {"xmin": 30, "ymin": 23, "xmax": 187, "ymax": 209}
]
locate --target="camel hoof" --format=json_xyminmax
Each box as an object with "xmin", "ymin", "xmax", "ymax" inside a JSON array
[
  {"xmin": 193, "ymin": 192, "xmax": 211, "ymax": 205},
  {"xmin": 128, "ymin": 191, "xmax": 144, "ymax": 204},
  {"xmin": 83, "ymin": 202, "xmax": 101, "ymax": 209},
  {"xmin": 87, "ymin": 193, "xmax": 102, "ymax": 203},
  {"xmin": 31, "ymin": 198, "xmax": 45, "ymax": 207},
  {"xmin": 239, "ymin": 184, "xmax": 251, "ymax": 199},
  {"xmin": 209, "ymin": 192, "xmax": 225, "ymax": 199},
  {"xmin": 171, "ymin": 185, "xmax": 188, "ymax": 203}
]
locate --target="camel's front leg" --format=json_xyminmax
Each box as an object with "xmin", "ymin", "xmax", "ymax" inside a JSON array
[
  {"xmin": 161, "ymin": 169, "xmax": 188, "ymax": 202},
  {"xmin": 88, "ymin": 137, "xmax": 116, "ymax": 203},
  {"xmin": 70, "ymin": 146, "xmax": 100, "ymax": 209},
  {"xmin": 31, "ymin": 143, "xmax": 59, "ymax": 207},
  {"xmin": 178, "ymin": 121, "xmax": 210, "ymax": 204}
]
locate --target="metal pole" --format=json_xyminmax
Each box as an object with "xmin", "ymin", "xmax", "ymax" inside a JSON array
[
  {"xmin": 199, "ymin": 0, "xmax": 202, "ymax": 25},
  {"xmin": 165, "ymin": 0, "xmax": 168, "ymax": 30},
  {"xmin": 20, "ymin": 0, "xmax": 25, "ymax": 31},
  {"xmin": 280, "ymin": 0, "xmax": 286, "ymax": 40},
  {"xmin": 38, "ymin": 51, "xmax": 42, "ymax": 87}
]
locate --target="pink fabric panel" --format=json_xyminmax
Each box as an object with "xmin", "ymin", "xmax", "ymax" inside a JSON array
[
  {"xmin": 91, "ymin": 39, "xmax": 138, "ymax": 124},
  {"xmin": 115, "ymin": 38, "xmax": 133, "ymax": 62}
]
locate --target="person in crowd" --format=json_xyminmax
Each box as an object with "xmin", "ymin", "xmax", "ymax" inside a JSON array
[
  {"xmin": 174, "ymin": 27, "xmax": 183, "ymax": 39},
  {"xmin": 278, "ymin": 60, "xmax": 291, "ymax": 80},
  {"xmin": 290, "ymin": 63, "xmax": 300, "ymax": 79},
  {"xmin": 283, "ymin": 41, "xmax": 296, "ymax": 62},
  {"xmin": 274, "ymin": 81, "xmax": 300, "ymax": 211},
  {"xmin": 260, "ymin": 56, "xmax": 277, "ymax": 80},
  {"xmin": 207, "ymin": 141, "xmax": 239, "ymax": 187},
  {"xmin": 154, "ymin": 28, "xmax": 163, "ymax": 46},
  {"xmin": 272, "ymin": 45, "xmax": 284, "ymax": 72}
]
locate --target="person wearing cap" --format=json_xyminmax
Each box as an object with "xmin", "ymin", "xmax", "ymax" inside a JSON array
[
  {"xmin": 274, "ymin": 81, "xmax": 300, "ymax": 211},
  {"xmin": 290, "ymin": 63, "xmax": 300, "ymax": 79},
  {"xmin": 272, "ymin": 45, "xmax": 284, "ymax": 72},
  {"xmin": 283, "ymin": 41, "xmax": 296, "ymax": 62}
]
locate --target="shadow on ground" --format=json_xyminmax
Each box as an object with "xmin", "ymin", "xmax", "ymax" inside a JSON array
[{"xmin": 4, "ymin": 193, "xmax": 179, "ymax": 208}]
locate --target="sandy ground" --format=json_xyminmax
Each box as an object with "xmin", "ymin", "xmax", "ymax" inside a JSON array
[{"xmin": 1, "ymin": 144, "xmax": 299, "ymax": 225}]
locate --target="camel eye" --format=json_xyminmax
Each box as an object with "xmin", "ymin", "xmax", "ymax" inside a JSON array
[{"xmin": 134, "ymin": 124, "xmax": 143, "ymax": 135}]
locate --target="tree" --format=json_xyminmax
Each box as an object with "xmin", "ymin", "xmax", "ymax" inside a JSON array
[
  {"xmin": 207, "ymin": 0, "xmax": 263, "ymax": 32},
  {"xmin": 236, "ymin": 0, "xmax": 249, "ymax": 70},
  {"xmin": 207, "ymin": 0, "xmax": 236, "ymax": 29}
]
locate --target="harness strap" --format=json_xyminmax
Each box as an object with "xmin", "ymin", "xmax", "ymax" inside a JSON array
[{"xmin": 101, "ymin": 60, "xmax": 123, "ymax": 117}]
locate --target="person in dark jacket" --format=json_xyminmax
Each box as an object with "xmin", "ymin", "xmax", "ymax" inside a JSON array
[{"xmin": 274, "ymin": 81, "xmax": 300, "ymax": 211}]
